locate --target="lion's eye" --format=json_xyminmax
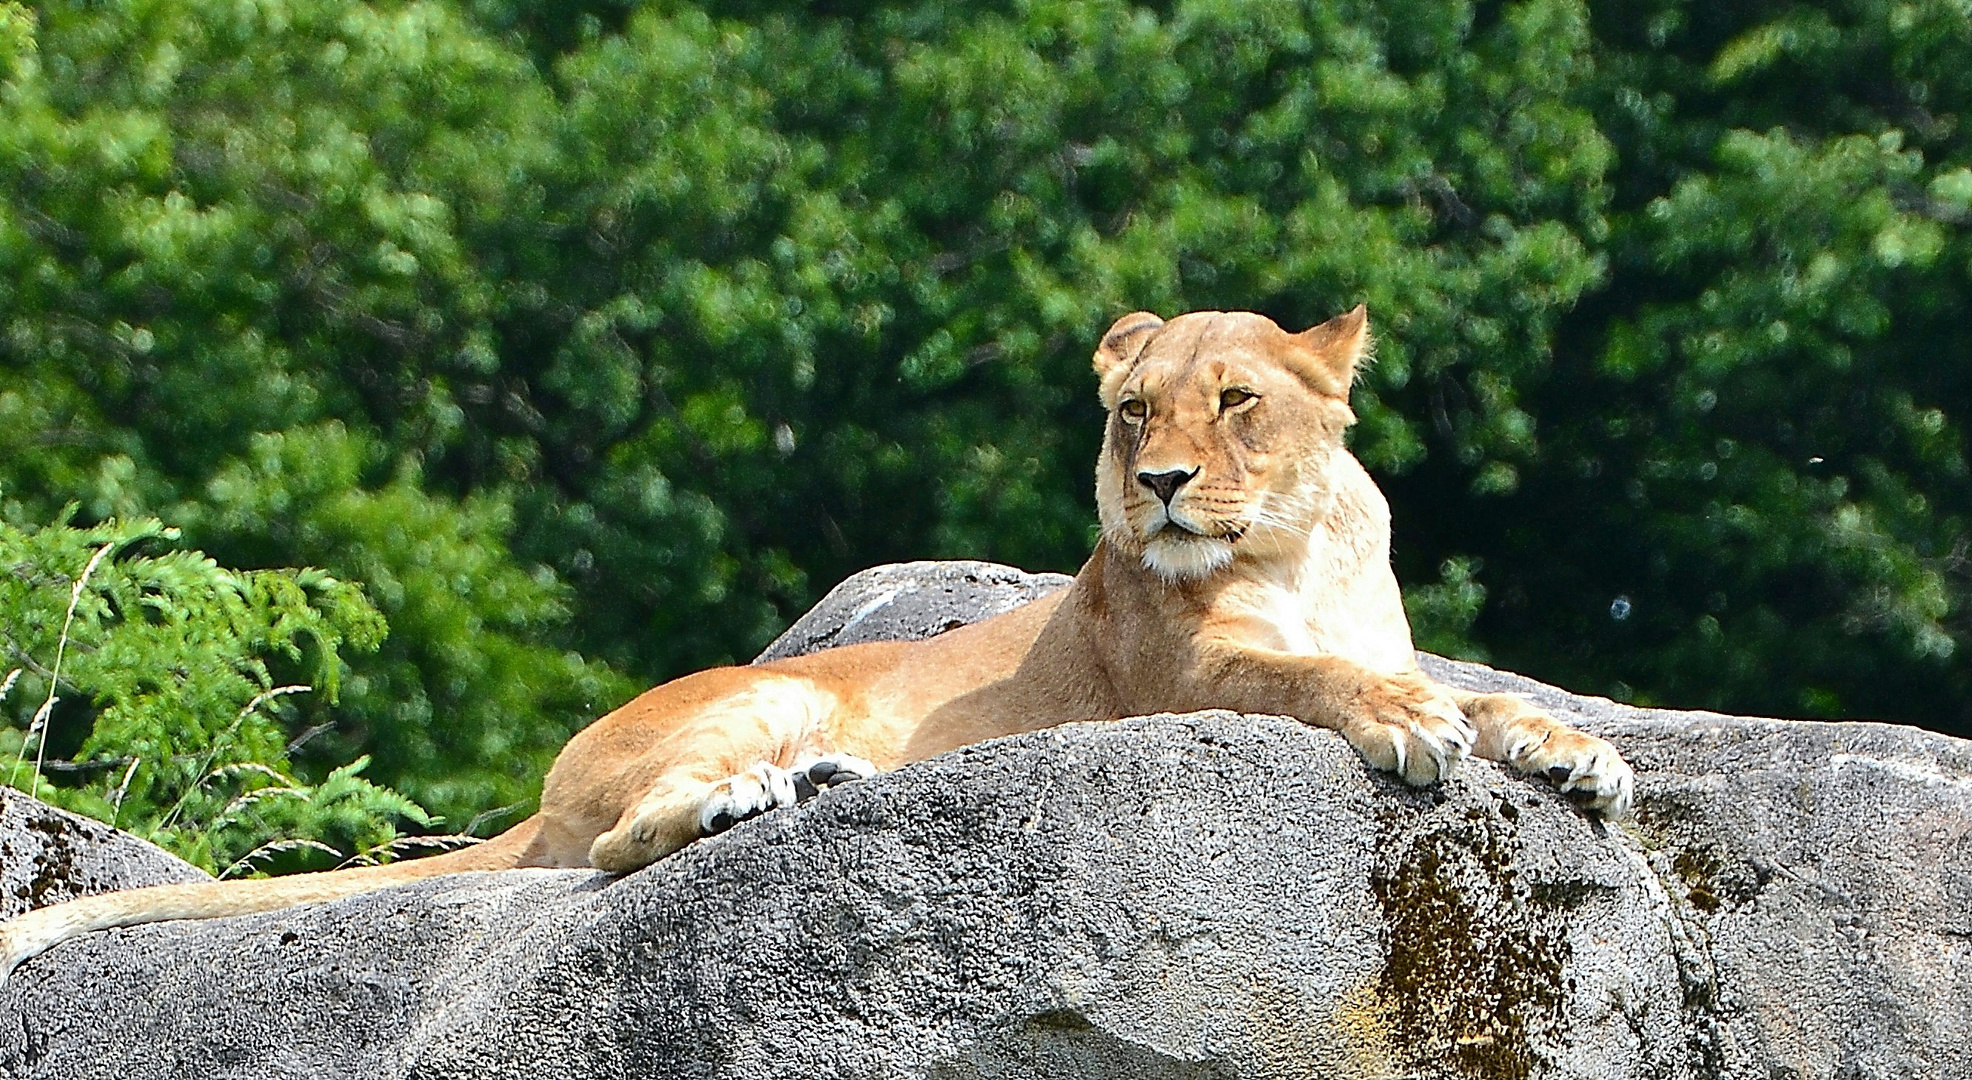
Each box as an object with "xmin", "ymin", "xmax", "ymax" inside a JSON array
[
  {"xmin": 1119, "ymin": 399, "xmax": 1148, "ymax": 421},
  {"xmin": 1220, "ymin": 388, "xmax": 1256, "ymax": 410}
]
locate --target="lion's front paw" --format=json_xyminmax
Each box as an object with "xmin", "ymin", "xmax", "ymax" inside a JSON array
[
  {"xmin": 1505, "ymin": 725, "xmax": 1635, "ymax": 819},
  {"xmin": 1342, "ymin": 673, "xmax": 1476, "ymax": 787}
]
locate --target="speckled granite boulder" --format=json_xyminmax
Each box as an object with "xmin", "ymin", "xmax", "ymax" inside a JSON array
[
  {"xmin": 1419, "ymin": 653, "xmax": 1972, "ymax": 1078},
  {"xmin": 0, "ymin": 788, "xmax": 206, "ymax": 922},
  {"xmin": 0, "ymin": 562, "xmax": 1966, "ymax": 1080},
  {"xmin": 754, "ymin": 560, "xmax": 1072, "ymax": 662}
]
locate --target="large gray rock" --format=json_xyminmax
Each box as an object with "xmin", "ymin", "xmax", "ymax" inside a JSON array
[
  {"xmin": 0, "ymin": 788, "xmax": 207, "ymax": 922},
  {"xmin": 0, "ymin": 562, "xmax": 1967, "ymax": 1080},
  {"xmin": 754, "ymin": 560, "xmax": 1074, "ymax": 662},
  {"xmin": 1419, "ymin": 654, "xmax": 1972, "ymax": 1078}
]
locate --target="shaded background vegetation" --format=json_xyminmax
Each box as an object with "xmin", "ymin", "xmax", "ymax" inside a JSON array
[{"xmin": 2, "ymin": 0, "xmax": 1967, "ymax": 849}]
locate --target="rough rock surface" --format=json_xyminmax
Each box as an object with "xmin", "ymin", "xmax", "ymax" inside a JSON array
[
  {"xmin": 754, "ymin": 560, "xmax": 1075, "ymax": 662},
  {"xmin": 2, "ymin": 562, "xmax": 1968, "ymax": 1080},
  {"xmin": 0, "ymin": 788, "xmax": 207, "ymax": 922}
]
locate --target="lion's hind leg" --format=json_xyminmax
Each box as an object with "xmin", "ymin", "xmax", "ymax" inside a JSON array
[
  {"xmin": 699, "ymin": 752, "xmax": 876, "ymax": 835},
  {"xmin": 1451, "ymin": 689, "xmax": 1635, "ymax": 818},
  {"xmin": 588, "ymin": 753, "xmax": 877, "ymax": 872},
  {"xmin": 583, "ymin": 674, "xmax": 879, "ymax": 873},
  {"xmin": 587, "ymin": 773, "xmax": 713, "ymax": 873}
]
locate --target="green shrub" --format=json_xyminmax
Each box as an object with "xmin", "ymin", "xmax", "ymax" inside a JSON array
[{"xmin": 0, "ymin": 512, "xmax": 441, "ymax": 876}]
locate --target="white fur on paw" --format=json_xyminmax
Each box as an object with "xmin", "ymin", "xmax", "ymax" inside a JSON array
[
  {"xmin": 1563, "ymin": 749, "xmax": 1636, "ymax": 819},
  {"xmin": 699, "ymin": 761, "xmax": 800, "ymax": 836}
]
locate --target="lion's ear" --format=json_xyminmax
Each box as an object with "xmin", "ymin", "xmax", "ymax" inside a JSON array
[
  {"xmin": 1093, "ymin": 312, "xmax": 1164, "ymax": 408},
  {"xmin": 1288, "ymin": 304, "xmax": 1371, "ymax": 397}
]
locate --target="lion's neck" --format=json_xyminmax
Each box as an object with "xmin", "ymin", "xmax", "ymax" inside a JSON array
[{"xmin": 1280, "ymin": 455, "xmax": 1415, "ymax": 670}]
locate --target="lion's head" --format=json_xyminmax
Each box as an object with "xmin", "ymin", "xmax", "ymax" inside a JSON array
[{"xmin": 1091, "ymin": 306, "xmax": 1369, "ymax": 583}]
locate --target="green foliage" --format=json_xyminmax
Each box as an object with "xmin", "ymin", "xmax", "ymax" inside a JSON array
[
  {"xmin": 0, "ymin": 513, "xmax": 430, "ymax": 875},
  {"xmin": 1445, "ymin": 2, "xmax": 1972, "ymax": 728},
  {"xmin": 1403, "ymin": 557, "xmax": 1491, "ymax": 663},
  {"xmin": 0, "ymin": 0, "xmax": 1968, "ymax": 865},
  {"xmin": 0, "ymin": 0, "xmax": 633, "ymax": 829},
  {"xmin": 180, "ymin": 423, "xmax": 634, "ymax": 821}
]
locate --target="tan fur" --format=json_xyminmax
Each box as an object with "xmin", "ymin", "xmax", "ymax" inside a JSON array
[{"xmin": 0, "ymin": 307, "xmax": 1634, "ymax": 982}]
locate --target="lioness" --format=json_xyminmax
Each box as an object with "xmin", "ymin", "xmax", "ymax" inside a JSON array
[{"xmin": 0, "ymin": 306, "xmax": 1632, "ymax": 982}]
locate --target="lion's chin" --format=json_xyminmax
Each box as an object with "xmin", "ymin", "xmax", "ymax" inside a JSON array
[{"xmin": 1140, "ymin": 532, "xmax": 1236, "ymax": 583}]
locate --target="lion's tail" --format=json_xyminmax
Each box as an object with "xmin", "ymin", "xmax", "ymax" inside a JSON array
[{"xmin": 0, "ymin": 816, "xmax": 544, "ymax": 985}]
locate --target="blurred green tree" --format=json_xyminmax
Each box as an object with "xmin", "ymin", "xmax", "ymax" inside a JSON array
[
  {"xmin": 1418, "ymin": 1, "xmax": 1972, "ymax": 731},
  {"xmin": 0, "ymin": 0, "xmax": 632, "ymax": 829}
]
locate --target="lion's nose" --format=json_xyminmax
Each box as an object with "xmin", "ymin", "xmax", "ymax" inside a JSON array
[{"xmin": 1137, "ymin": 468, "xmax": 1198, "ymax": 506}]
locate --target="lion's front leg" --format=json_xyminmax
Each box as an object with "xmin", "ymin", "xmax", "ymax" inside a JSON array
[
  {"xmin": 1189, "ymin": 646, "xmax": 1476, "ymax": 787},
  {"xmin": 1451, "ymin": 688, "xmax": 1635, "ymax": 818}
]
